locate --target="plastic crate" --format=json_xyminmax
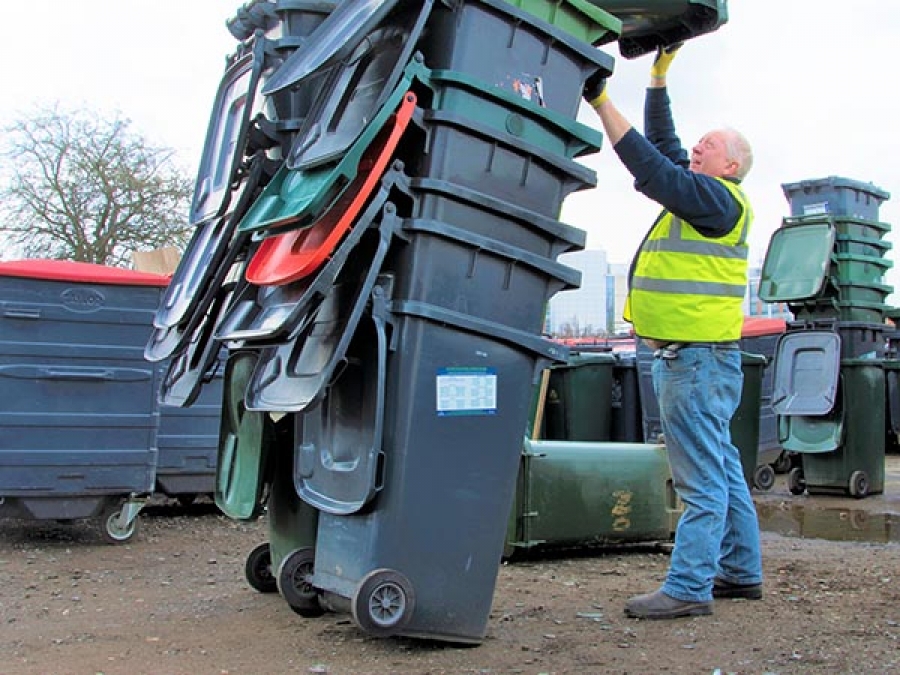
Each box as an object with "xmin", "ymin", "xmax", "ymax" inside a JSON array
[
  {"xmin": 503, "ymin": 0, "xmax": 622, "ymax": 45},
  {"xmin": 422, "ymin": 0, "xmax": 615, "ymax": 118},
  {"xmin": 782, "ymin": 176, "xmax": 890, "ymax": 221}
]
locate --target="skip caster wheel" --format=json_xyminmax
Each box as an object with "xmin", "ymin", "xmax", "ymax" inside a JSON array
[
  {"xmin": 788, "ymin": 467, "xmax": 806, "ymax": 496},
  {"xmin": 245, "ymin": 542, "xmax": 278, "ymax": 594},
  {"xmin": 351, "ymin": 568, "xmax": 415, "ymax": 637},
  {"xmin": 849, "ymin": 470, "xmax": 870, "ymax": 499},
  {"xmin": 276, "ymin": 547, "xmax": 324, "ymax": 617},
  {"xmin": 98, "ymin": 505, "xmax": 138, "ymax": 545},
  {"xmin": 753, "ymin": 464, "xmax": 776, "ymax": 492}
]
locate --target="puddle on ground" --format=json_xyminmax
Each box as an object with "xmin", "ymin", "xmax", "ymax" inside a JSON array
[{"xmin": 757, "ymin": 502, "xmax": 900, "ymax": 543}]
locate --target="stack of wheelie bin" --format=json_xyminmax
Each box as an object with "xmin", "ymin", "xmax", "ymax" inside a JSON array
[
  {"xmin": 146, "ymin": 0, "xmax": 731, "ymax": 644},
  {"xmin": 758, "ymin": 175, "xmax": 892, "ymax": 498}
]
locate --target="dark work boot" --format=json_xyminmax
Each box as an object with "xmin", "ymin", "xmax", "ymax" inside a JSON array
[
  {"xmin": 713, "ymin": 578, "xmax": 763, "ymax": 600},
  {"xmin": 624, "ymin": 589, "xmax": 712, "ymax": 620}
]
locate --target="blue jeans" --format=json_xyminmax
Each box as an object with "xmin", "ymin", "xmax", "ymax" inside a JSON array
[{"xmin": 652, "ymin": 344, "xmax": 763, "ymax": 602}]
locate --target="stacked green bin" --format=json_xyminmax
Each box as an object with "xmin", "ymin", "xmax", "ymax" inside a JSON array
[
  {"xmin": 731, "ymin": 352, "xmax": 773, "ymax": 490},
  {"xmin": 760, "ymin": 176, "xmax": 892, "ymax": 497},
  {"xmin": 539, "ymin": 351, "xmax": 616, "ymax": 442}
]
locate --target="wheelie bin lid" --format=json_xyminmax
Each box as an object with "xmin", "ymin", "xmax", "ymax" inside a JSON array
[
  {"xmin": 262, "ymin": 0, "xmax": 402, "ymax": 95},
  {"xmin": 771, "ymin": 330, "xmax": 841, "ymax": 416},
  {"xmin": 758, "ymin": 218, "xmax": 835, "ymax": 302},
  {"xmin": 779, "ymin": 412, "xmax": 843, "ymax": 454}
]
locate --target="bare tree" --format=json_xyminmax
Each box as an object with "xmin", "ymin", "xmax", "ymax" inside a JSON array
[{"xmin": 0, "ymin": 104, "xmax": 193, "ymax": 266}]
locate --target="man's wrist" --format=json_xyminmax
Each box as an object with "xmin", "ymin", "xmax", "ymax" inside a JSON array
[{"xmin": 589, "ymin": 91, "xmax": 609, "ymax": 108}]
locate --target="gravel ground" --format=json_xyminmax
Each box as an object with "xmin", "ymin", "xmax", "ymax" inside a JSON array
[{"xmin": 2, "ymin": 493, "xmax": 900, "ymax": 675}]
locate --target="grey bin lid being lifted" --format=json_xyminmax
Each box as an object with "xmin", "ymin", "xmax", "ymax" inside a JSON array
[
  {"xmin": 771, "ymin": 330, "xmax": 841, "ymax": 416},
  {"xmin": 758, "ymin": 218, "xmax": 835, "ymax": 302},
  {"xmin": 592, "ymin": 0, "xmax": 728, "ymax": 58}
]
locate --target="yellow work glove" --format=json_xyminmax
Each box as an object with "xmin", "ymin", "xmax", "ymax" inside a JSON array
[
  {"xmin": 583, "ymin": 70, "xmax": 608, "ymax": 107},
  {"xmin": 650, "ymin": 41, "xmax": 683, "ymax": 79}
]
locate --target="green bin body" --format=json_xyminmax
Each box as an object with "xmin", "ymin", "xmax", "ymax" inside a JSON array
[
  {"xmin": 505, "ymin": 439, "xmax": 679, "ymax": 556},
  {"xmin": 541, "ymin": 351, "xmax": 616, "ymax": 441},
  {"xmin": 731, "ymin": 352, "xmax": 768, "ymax": 488},
  {"xmin": 802, "ymin": 358, "xmax": 885, "ymax": 496}
]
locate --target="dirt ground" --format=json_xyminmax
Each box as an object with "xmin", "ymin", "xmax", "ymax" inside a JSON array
[{"xmin": 1, "ymin": 490, "xmax": 899, "ymax": 675}]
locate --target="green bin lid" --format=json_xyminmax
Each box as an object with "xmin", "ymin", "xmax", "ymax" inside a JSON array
[{"xmin": 759, "ymin": 219, "xmax": 835, "ymax": 302}]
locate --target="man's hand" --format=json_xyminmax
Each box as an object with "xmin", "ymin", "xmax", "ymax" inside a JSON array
[
  {"xmin": 583, "ymin": 71, "xmax": 608, "ymax": 107},
  {"xmin": 650, "ymin": 41, "xmax": 683, "ymax": 80}
]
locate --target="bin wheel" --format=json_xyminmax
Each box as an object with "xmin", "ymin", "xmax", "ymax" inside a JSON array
[
  {"xmin": 175, "ymin": 493, "xmax": 197, "ymax": 508},
  {"xmin": 245, "ymin": 542, "xmax": 278, "ymax": 594},
  {"xmin": 276, "ymin": 547, "xmax": 324, "ymax": 617},
  {"xmin": 772, "ymin": 451, "xmax": 792, "ymax": 474},
  {"xmin": 849, "ymin": 470, "xmax": 869, "ymax": 499},
  {"xmin": 788, "ymin": 467, "xmax": 806, "ymax": 496},
  {"xmin": 351, "ymin": 569, "xmax": 415, "ymax": 637},
  {"xmin": 99, "ymin": 506, "xmax": 138, "ymax": 544},
  {"xmin": 753, "ymin": 464, "xmax": 776, "ymax": 492}
]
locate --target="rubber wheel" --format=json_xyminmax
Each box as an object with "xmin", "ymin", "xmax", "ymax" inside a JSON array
[
  {"xmin": 849, "ymin": 470, "xmax": 869, "ymax": 499},
  {"xmin": 245, "ymin": 542, "xmax": 277, "ymax": 594},
  {"xmin": 753, "ymin": 464, "xmax": 776, "ymax": 492},
  {"xmin": 772, "ymin": 451, "xmax": 792, "ymax": 474},
  {"xmin": 276, "ymin": 547, "xmax": 324, "ymax": 617},
  {"xmin": 788, "ymin": 467, "xmax": 806, "ymax": 496},
  {"xmin": 99, "ymin": 505, "xmax": 138, "ymax": 545},
  {"xmin": 351, "ymin": 568, "xmax": 415, "ymax": 637}
]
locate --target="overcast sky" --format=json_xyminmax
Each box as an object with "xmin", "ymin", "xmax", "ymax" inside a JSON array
[{"xmin": 1, "ymin": 1, "xmax": 897, "ymax": 295}]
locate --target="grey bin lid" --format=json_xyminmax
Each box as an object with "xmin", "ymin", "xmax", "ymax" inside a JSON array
[
  {"xmin": 286, "ymin": 1, "xmax": 434, "ymax": 171},
  {"xmin": 600, "ymin": 0, "xmax": 728, "ymax": 58},
  {"xmin": 262, "ymin": 0, "xmax": 400, "ymax": 95},
  {"xmin": 758, "ymin": 219, "xmax": 835, "ymax": 302},
  {"xmin": 190, "ymin": 42, "xmax": 265, "ymax": 226},
  {"xmin": 771, "ymin": 330, "xmax": 841, "ymax": 416}
]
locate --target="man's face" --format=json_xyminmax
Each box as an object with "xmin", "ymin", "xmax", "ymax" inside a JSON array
[{"xmin": 690, "ymin": 130, "xmax": 738, "ymax": 178}]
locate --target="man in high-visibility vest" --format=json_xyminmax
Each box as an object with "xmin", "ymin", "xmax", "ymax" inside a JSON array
[{"xmin": 585, "ymin": 43, "xmax": 763, "ymax": 620}]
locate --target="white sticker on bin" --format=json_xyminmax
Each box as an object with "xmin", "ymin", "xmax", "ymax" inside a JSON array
[
  {"xmin": 436, "ymin": 367, "xmax": 497, "ymax": 416},
  {"xmin": 802, "ymin": 202, "xmax": 830, "ymax": 215}
]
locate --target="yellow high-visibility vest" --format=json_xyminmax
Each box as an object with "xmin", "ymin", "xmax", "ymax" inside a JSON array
[{"xmin": 624, "ymin": 179, "xmax": 752, "ymax": 342}]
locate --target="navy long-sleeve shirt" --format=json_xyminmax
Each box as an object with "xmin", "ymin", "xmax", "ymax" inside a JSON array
[{"xmin": 612, "ymin": 87, "xmax": 742, "ymax": 238}]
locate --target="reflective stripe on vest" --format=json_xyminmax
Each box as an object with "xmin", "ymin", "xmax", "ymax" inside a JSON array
[{"xmin": 625, "ymin": 179, "xmax": 753, "ymax": 342}]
